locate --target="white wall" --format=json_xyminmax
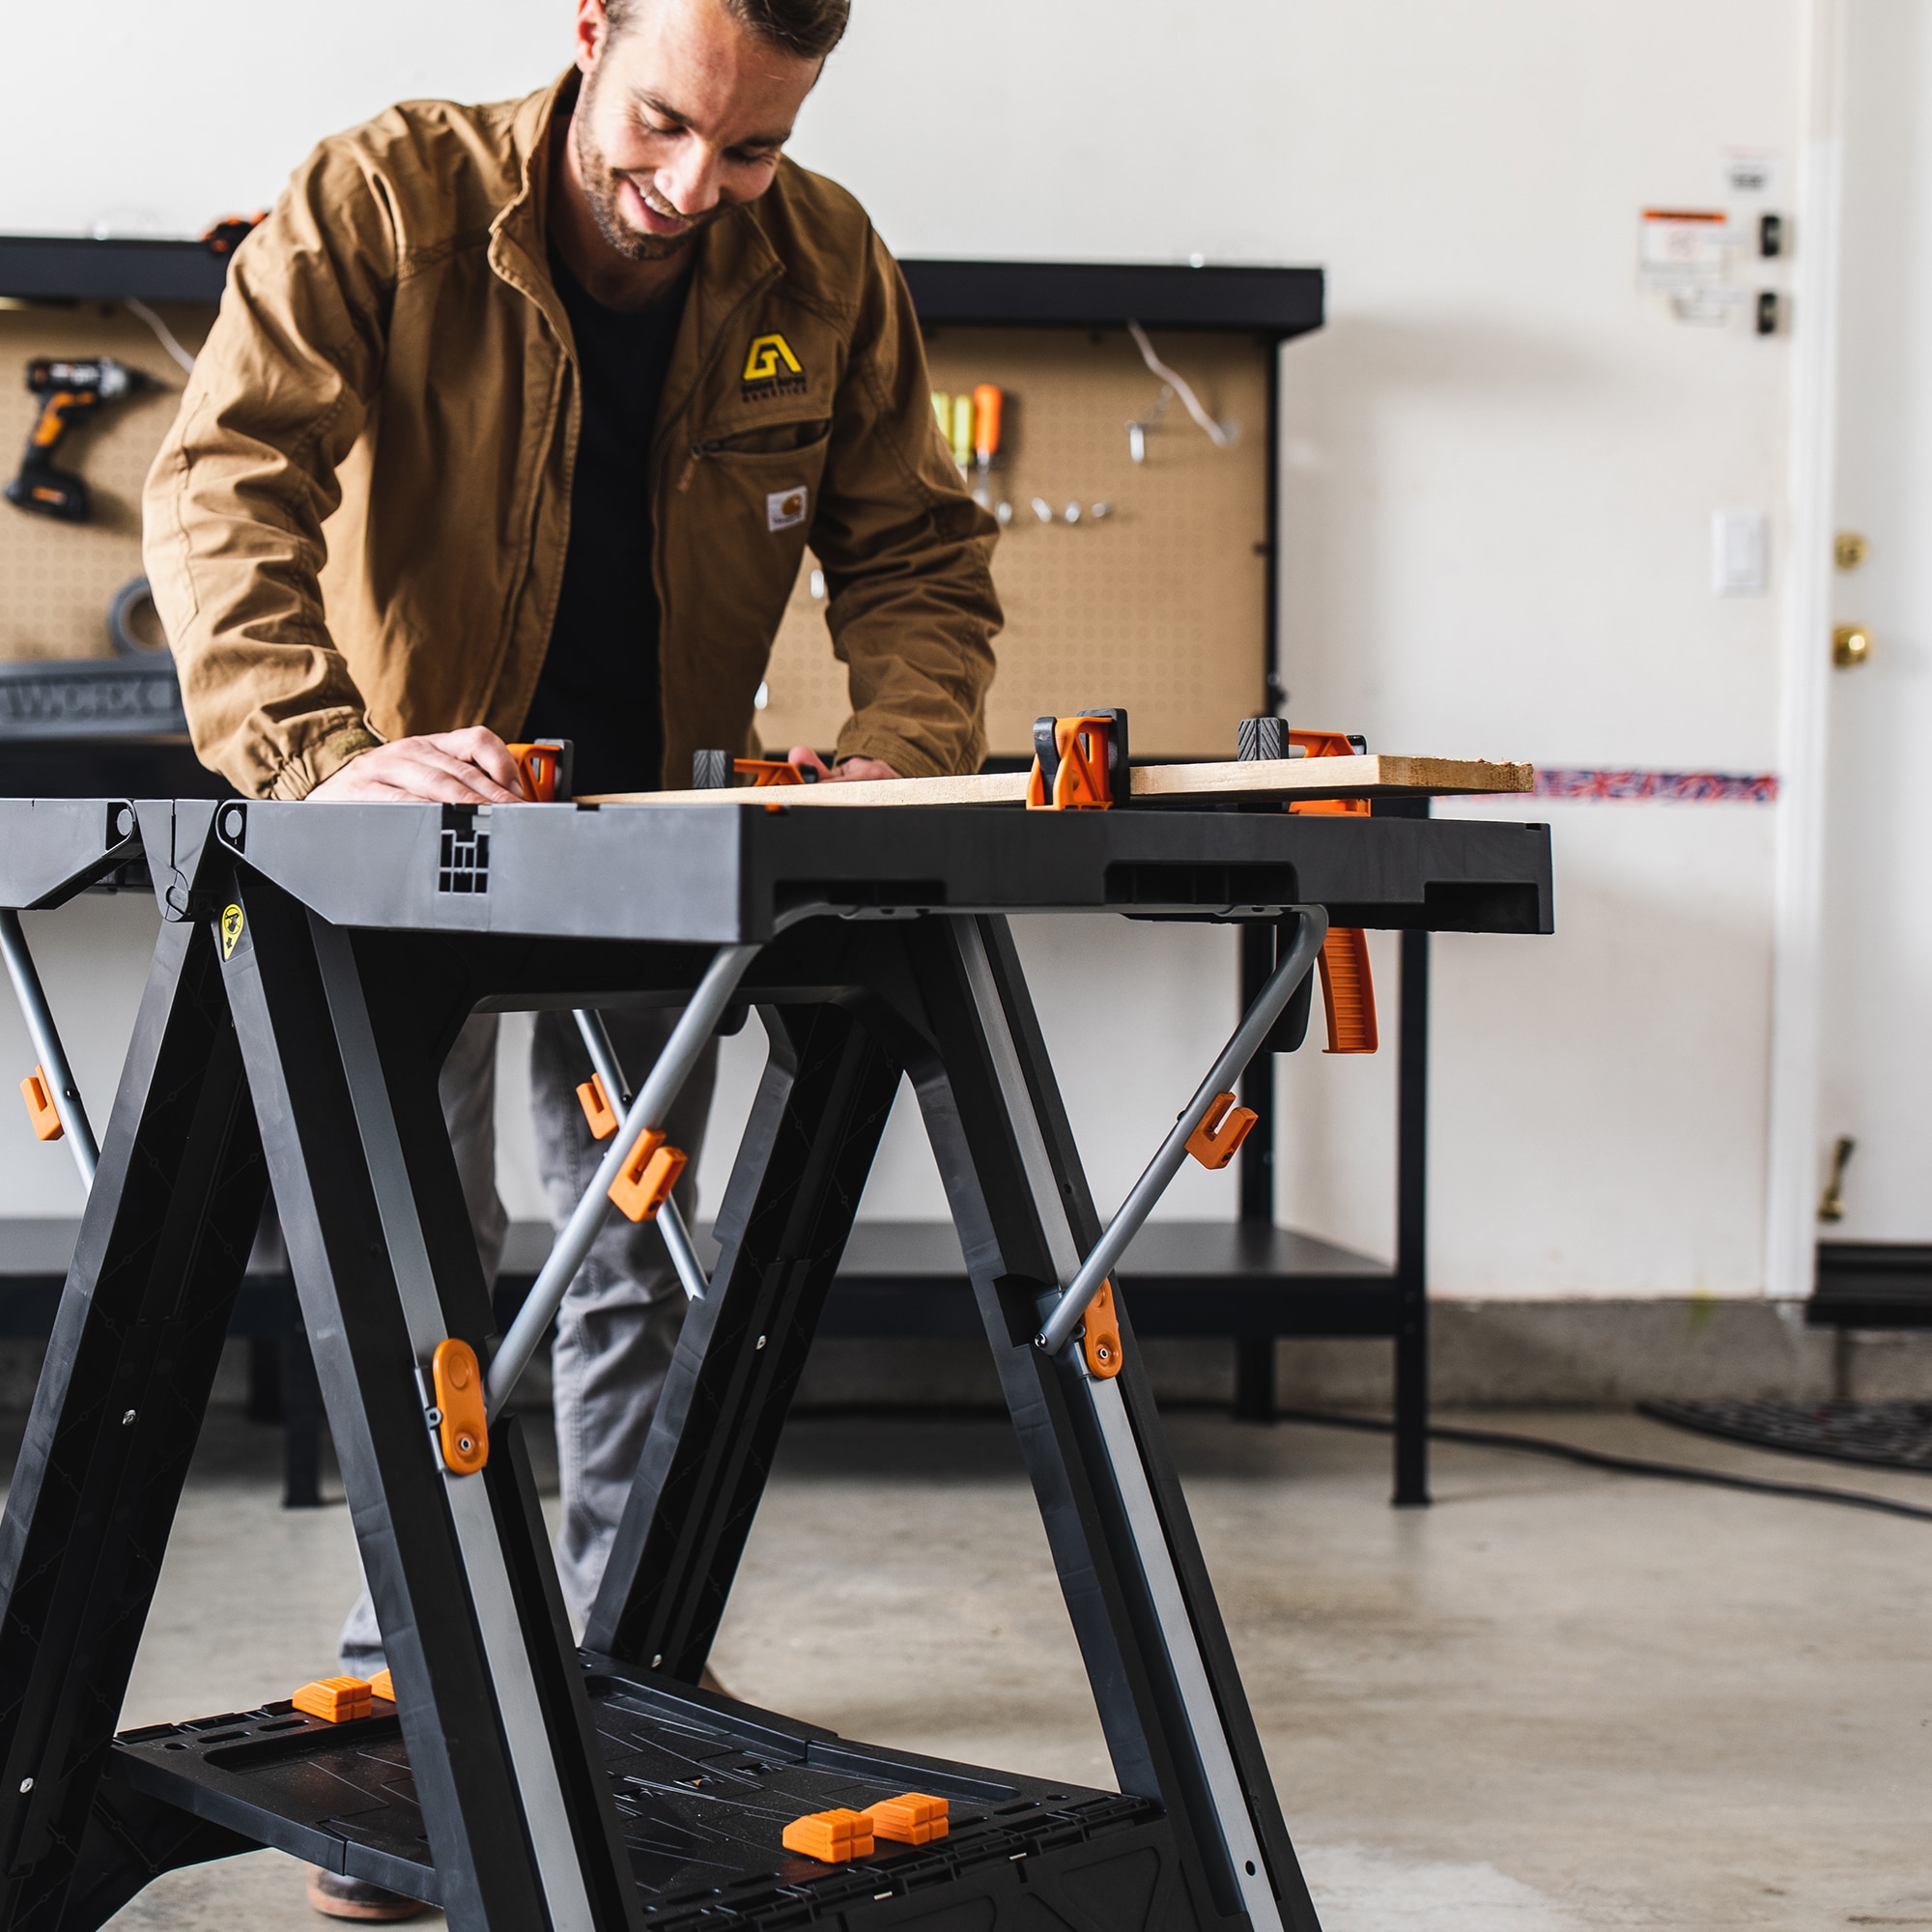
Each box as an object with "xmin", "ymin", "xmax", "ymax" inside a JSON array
[{"xmin": 1, "ymin": 2, "xmax": 1816, "ymax": 1299}]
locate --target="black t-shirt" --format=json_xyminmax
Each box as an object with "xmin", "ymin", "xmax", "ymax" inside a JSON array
[{"xmin": 521, "ymin": 243, "xmax": 690, "ymax": 795}]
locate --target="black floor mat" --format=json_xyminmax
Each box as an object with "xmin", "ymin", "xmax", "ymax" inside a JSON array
[{"xmin": 1642, "ymin": 1399, "xmax": 1932, "ymax": 1474}]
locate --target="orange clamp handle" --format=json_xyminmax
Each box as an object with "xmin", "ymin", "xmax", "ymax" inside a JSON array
[
  {"xmin": 20, "ymin": 1066, "xmax": 63, "ymax": 1143},
  {"xmin": 972, "ymin": 384, "xmax": 1002, "ymax": 461},
  {"xmin": 292, "ymin": 1675, "xmax": 373, "ymax": 1723},
  {"xmin": 1317, "ymin": 926, "xmax": 1378, "ymax": 1054},
  {"xmin": 1026, "ymin": 714, "xmax": 1117, "ymax": 810},
  {"xmin": 577, "ymin": 1073, "xmax": 619, "ymax": 1140},
  {"xmin": 1286, "ymin": 726, "xmax": 1372, "ymax": 819},
  {"xmin": 609, "ymin": 1128, "xmax": 688, "ymax": 1223},
  {"xmin": 1081, "ymin": 1281, "xmax": 1122, "ymax": 1379},
  {"xmin": 431, "ymin": 1337, "xmax": 489, "ymax": 1475},
  {"xmin": 506, "ymin": 739, "xmax": 570, "ymax": 802},
  {"xmin": 734, "ymin": 757, "xmax": 807, "ymax": 787},
  {"xmin": 1186, "ymin": 1091, "xmax": 1259, "ymax": 1171}
]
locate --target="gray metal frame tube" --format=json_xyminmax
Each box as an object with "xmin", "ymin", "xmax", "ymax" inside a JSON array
[
  {"xmin": 488, "ymin": 943, "xmax": 759, "ymax": 1417},
  {"xmin": 1036, "ymin": 907, "xmax": 1326, "ymax": 1357},
  {"xmin": 0, "ymin": 908, "xmax": 99, "ymax": 1192}
]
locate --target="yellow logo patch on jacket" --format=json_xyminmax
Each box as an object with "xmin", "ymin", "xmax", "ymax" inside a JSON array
[{"xmin": 742, "ymin": 333, "xmax": 804, "ymax": 383}]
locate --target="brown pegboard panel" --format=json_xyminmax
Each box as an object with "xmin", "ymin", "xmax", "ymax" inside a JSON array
[
  {"xmin": 755, "ymin": 326, "xmax": 1272, "ymax": 762},
  {"xmin": 0, "ymin": 303, "xmax": 211, "ymax": 662}
]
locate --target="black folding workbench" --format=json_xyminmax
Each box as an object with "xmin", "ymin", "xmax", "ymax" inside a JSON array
[{"xmin": 0, "ymin": 793, "xmax": 1548, "ymax": 1932}]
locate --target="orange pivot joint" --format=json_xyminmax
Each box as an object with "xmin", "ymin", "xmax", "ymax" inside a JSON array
[
  {"xmin": 292, "ymin": 1676, "xmax": 373, "ymax": 1723},
  {"xmin": 864, "ymin": 1793, "xmax": 950, "ymax": 1845},
  {"xmin": 577, "ymin": 1073, "xmax": 619, "ymax": 1140},
  {"xmin": 1080, "ymin": 1281, "xmax": 1122, "ymax": 1379},
  {"xmin": 431, "ymin": 1337, "xmax": 490, "ymax": 1474},
  {"xmin": 609, "ymin": 1128, "xmax": 688, "ymax": 1223},
  {"xmin": 1186, "ymin": 1092, "xmax": 1259, "ymax": 1171},
  {"xmin": 782, "ymin": 1808, "xmax": 875, "ymax": 1862},
  {"xmin": 20, "ymin": 1066, "xmax": 62, "ymax": 1142}
]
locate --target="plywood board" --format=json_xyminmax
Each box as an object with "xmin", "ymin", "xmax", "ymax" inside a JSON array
[
  {"xmin": 585, "ymin": 753, "xmax": 1533, "ymax": 809},
  {"xmin": 0, "ymin": 303, "xmax": 211, "ymax": 662},
  {"xmin": 754, "ymin": 326, "xmax": 1272, "ymax": 763}
]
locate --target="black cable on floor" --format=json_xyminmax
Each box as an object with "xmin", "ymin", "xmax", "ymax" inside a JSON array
[{"xmin": 1273, "ymin": 1408, "xmax": 1932, "ymax": 1524}]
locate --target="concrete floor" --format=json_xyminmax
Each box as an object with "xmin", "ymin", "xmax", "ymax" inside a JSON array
[{"xmin": 55, "ymin": 1404, "xmax": 1932, "ymax": 1931}]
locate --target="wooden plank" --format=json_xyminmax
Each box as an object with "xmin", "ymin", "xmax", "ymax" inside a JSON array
[{"xmin": 582, "ymin": 753, "xmax": 1533, "ymax": 809}]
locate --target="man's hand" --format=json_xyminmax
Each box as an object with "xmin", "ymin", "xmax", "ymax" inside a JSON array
[
  {"xmin": 787, "ymin": 746, "xmax": 900, "ymax": 784},
  {"xmin": 308, "ymin": 727, "xmax": 527, "ymax": 804}
]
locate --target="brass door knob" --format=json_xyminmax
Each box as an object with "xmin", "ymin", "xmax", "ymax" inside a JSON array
[{"xmin": 1833, "ymin": 624, "xmax": 1872, "ymax": 668}]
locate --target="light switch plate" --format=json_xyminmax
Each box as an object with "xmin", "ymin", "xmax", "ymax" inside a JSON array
[{"xmin": 1713, "ymin": 508, "xmax": 1768, "ymax": 595}]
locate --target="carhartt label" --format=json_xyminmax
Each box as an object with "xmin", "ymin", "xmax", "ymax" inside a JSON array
[
  {"xmin": 767, "ymin": 487, "xmax": 808, "ymax": 532},
  {"xmin": 220, "ymin": 904, "xmax": 244, "ymax": 959}
]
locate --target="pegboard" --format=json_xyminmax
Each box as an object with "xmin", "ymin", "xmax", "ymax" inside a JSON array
[
  {"xmin": 0, "ymin": 303, "xmax": 211, "ymax": 663},
  {"xmin": 756, "ymin": 326, "xmax": 1273, "ymax": 762}
]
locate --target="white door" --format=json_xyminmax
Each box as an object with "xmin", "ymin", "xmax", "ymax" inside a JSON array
[{"xmin": 1816, "ymin": 0, "xmax": 1932, "ymax": 1238}]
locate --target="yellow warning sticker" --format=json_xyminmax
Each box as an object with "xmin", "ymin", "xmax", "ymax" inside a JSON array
[
  {"xmin": 741, "ymin": 332, "xmax": 803, "ymax": 383},
  {"xmin": 220, "ymin": 903, "xmax": 244, "ymax": 959}
]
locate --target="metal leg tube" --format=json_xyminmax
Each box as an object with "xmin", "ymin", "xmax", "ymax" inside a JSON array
[
  {"xmin": 1036, "ymin": 907, "xmax": 1326, "ymax": 1357},
  {"xmin": 487, "ymin": 944, "xmax": 759, "ymax": 1417},
  {"xmin": 0, "ymin": 907, "xmax": 99, "ymax": 1191},
  {"xmin": 573, "ymin": 1009, "xmax": 710, "ymax": 1305}
]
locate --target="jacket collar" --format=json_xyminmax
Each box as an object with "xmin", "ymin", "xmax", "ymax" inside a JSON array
[{"xmin": 487, "ymin": 69, "xmax": 786, "ymax": 429}]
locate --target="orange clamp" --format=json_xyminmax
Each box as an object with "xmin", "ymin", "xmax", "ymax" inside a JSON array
[
  {"xmin": 506, "ymin": 738, "xmax": 571, "ymax": 802},
  {"xmin": 431, "ymin": 1337, "xmax": 489, "ymax": 1475},
  {"xmin": 369, "ymin": 1668, "xmax": 395, "ymax": 1704},
  {"xmin": 1186, "ymin": 1092, "xmax": 1259, "ymax": 1171},
  {"xmin": 1026, "ymin": 713, "xmax": 1120, "ymax": 810},
  {"xmin": 608, "ymin": 1128, "xmax": 688, "ymax": 1223},
  {"xmin": 577, "ymin": 1073, "xmax": 619, "ymax": 1141},
  {"xmin": 1285, "ymin": 726, "xmax": 1372, "ymax": 820},
  {"xmin": 864, "ymin": 1792, "xmax": 950, "ymax": 1846},
  {"xmin": 292, "ymin": 1675, "xmax": 373, "ymax": 1723},
  {"xmin": 734, "ymin": 758, "xmax": 806, "ymax": 788},
  {"xmin": 1081, "ymin": 1281, "xmax": 1122, "ymax": 1379},
  {"xmin": 20, "ymin": 1066, "xmax": 62, "ymax": 1143},
  {"xmin": 782, "ymin": 1807, "xmax": 875, "ymax": 1862},
  {"xmin": 1317, "ymin": 926, "xmax": 1378, "ymax": 1054}
]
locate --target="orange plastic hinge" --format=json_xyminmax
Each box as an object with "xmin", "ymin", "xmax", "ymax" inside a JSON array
[
  {"xmin": 782, "ymin": 1808, "xmax": 875, "ymax": 1862},
  {"xmin": 609, "ymin": 1128, "xmax": 689, "ymax": 1223},
  {"xmin": 1185, "ymin": 1091, "xmax": 1259, "ymax": 1171},
  {"xmin": 292, "ymin": 1675, "xmax": 373, "ymax": 1723},
  {"xmin": 20, "ymin": 1066, "xmax": 63, "ymax": 1143},
  {"xmin": 431, "ymin": 1337, "xmax": 490, "ymax": 1475},
  {"xmin": 864, "ymin": 1793, "xmax": 950, "ymax": 1846},
  {"xmin": 369, "ymin": 1668, "xmax": 395, "ymax": 1704},
  {"xmin": 735, "ymin": 757, "xmax": 805, "ymax": 787},
  {"xmin": 577, "ymin": 1073, "xmax": 619, "ymax": 1140},
  {"xmin": 1080, "ymin": 1282, "xmax": 1122, "ymax": 1379},
  {"xmin": 1026, "ymin": 714, "xmax": 1117, "ymax": 810},
  {"xmin": 1317, "ymin": 927, "xmax": 1378, "ymax": 1054},
  {"xmin": 506, "ymin": 738, "xmax": 571, "ymax": 802}
]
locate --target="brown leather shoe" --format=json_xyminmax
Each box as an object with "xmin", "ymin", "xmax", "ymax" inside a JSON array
[{"xmin": 305, "ymin": 1867, "xmax": 428, "ymax": 1921}]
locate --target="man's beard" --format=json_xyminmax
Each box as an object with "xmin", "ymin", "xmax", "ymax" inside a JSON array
[{"xmin": 573, "ymin": 83, "xmax": 723, "ymax": 261}]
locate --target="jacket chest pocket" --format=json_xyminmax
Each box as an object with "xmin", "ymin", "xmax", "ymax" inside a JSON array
[{"xmin": 673, "ymin": 422, "xmax": 833, "ymax": 606}]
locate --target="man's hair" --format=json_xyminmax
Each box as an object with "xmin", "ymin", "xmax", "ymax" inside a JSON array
[{"xmin": 609, "ymin": 0, "xmax": 850, "ymax": 62}]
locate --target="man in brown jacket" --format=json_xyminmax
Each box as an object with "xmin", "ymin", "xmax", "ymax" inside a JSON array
[{"xmin": 146, "ymin": 1, "xmax": 997, "ymax": 1911}]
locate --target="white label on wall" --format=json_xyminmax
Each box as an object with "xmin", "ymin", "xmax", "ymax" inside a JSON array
[{"xmin": 1639, "ymin": 210, "xmax": 1740, "ymax": 325}]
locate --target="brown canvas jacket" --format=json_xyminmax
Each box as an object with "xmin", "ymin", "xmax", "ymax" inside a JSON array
[{"xmin": 143, "ymin": 71, "xmax": 1000, "ymax": 799}]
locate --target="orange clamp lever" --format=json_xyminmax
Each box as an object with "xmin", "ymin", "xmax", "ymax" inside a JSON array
[
  {"xmin": 1186, "ymin": 1091, "xmax": 1258, "ymax": 1171},
  {"xmin": 506, "ymin": 739, "xmax": 571, "ymax": 802},
  {"xmin": 733, "ymin": 758, "xmax": 808, "ymax": 787},
  {"xmin": 1283, "ymin": 728, "xmax": 1378, "ymax": 1053},
  {"xmin": 431, "ymin": 1337, "xmax": 489, "ymax": 1475},
  {"xmin": 609, "ymin": 1127, "xmax": 689, "ymax": 1223},
  {"xmin": 1026, "ymin": 713, "xmax": 1118, "ymax": 810},
  {"xmin": 20, "ymin": 1066, "xmax": 63, "ymax": 1143}
]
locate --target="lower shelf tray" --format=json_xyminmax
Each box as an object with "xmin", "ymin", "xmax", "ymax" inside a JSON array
[{"xmin": 108, "ymin": 1656, "xmax": 1168, "ymax": 1929}]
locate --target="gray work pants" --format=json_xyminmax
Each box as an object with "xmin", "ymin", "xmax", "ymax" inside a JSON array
[{"xmin": 339, "ymin": 1007, "xmax": 716, "ymax": 1670}]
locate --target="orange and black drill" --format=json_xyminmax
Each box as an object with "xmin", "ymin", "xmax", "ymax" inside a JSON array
[{"xmin": 6, "ymin": 357, "xmax": 153, "ymax": 523}]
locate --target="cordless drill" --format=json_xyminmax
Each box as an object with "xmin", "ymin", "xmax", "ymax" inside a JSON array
[{"xmin": 6, "ymin": 357, "xmax": 153, "ymax": 523}]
